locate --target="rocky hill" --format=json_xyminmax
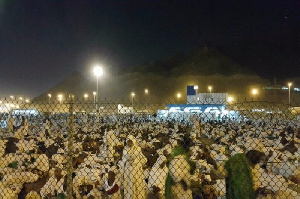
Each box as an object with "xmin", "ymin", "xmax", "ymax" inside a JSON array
[{"xmin": 123, "ymin": 46, "xmax": 253, "ymax": 76}]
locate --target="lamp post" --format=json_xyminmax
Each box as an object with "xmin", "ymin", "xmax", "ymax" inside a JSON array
[
  {"xmin": 84, "ymin": 94, "xmax": 88, "ymax": 101},
  {"xmin": 58, "ymin": 94, "xmax": 63, "ymax": 104},
  {"xmin": 177, "ymin": 93, "xmax": 181, "ymax": 103},
  {"xmin": 131, "ymin": 92, "xmax": 135, "ymax": 112},
  {"xmin": 93, "ymin": 65, "xmax": 103, "ymax": 111},
  {"xmin": 228, "ymin": 96, "xmax": 234, "ymax": 103},
  {"xmin": 145, "ymin": 89, "xmax": 149, "ymax": 112},
  {"xmin": 93, "ymin": 92, "xmax": 96, "ymax": 104},
  {"xmin": 208, "ymin": 86, "xmax": 212, "ymax": 93},
  {"xmin": 288, "ymin": 82, "xmax": 292, "ymax": 105},
  {"xmin": 252, "ymin": 89, "xmax": 258, "ymax": 101}
]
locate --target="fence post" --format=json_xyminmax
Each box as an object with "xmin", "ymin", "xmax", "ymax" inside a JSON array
[{"xmin": 66, "ymin": 95, "xmax": 74, "ymax": 198}]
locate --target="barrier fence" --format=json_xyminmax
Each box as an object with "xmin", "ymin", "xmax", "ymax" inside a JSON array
[{"xmin": 0, "ymin": 97, "xmax": 299, "ymax": 199}]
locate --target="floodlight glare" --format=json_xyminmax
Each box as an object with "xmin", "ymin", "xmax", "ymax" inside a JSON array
[{"xmin": 93, "ymin": 66, "xmax": 103, "ymax": 77}]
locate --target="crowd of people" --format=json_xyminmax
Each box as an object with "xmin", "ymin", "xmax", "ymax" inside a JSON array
[{"xmin": 0, "ymin": 111, "xmax": 299, "ymax": 199}]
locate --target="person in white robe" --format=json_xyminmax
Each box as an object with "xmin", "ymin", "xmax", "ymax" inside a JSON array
[
  {"xmin": 40, "ymin": 167, "xmax": 66, "ymax": 198},
  {"xmin": 121, "ymin": 135, "xmax": 147, "ymax": 199},
  {"xmin": 30, "ymin": 154, "xmax": 49, "ymax": 172},
  {"xmin": 104, "ymin": 130, "xmax": 118, "ymax": 163},
  {"xmin": 147, "ymin": 155, "xmax": 168, "ymax": 198},
  {"xmin": 7, "ymin": 115, "xmax": 14, "ymax": 133},
  {"xmin": 169, "ymin": 155, "xmax": 193, "ymax": 199}
]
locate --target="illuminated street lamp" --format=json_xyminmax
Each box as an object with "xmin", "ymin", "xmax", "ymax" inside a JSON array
[
  {"xmin": 93, "ymin": 65, "xmax": 103, "ymax": 110},
  {"xmin": 252, "ymin": 89, "xmax": 258, "ymax": 100},
  {"xmin": 288, "ymin": 82, "xmax": 292, "ymax": 105},
  {"xmin": 93, "ymin": 92, "xmax": 96, "ymax": 104},
  {"xmin": 177, "ymin": 93, "xmax": 181, "ymax": 99},
  {"xmin": 84, "ymin": 93, "xmax": 89, "ymax": 101},
  {"xmin": 19, "ymin": 97, "xmax": 23, "ymax": 101},
  {"xmin": 10, "ymin": 96, "xmax": 14, "ymax": 100},
  {"xmin": 208, "ymin": 86, "xmax": 212, "ymax": 93},
  {"xmin": 131, "ymin": 92, "xmax": 135, "ymax": 108},
  {"xmin": 25, "ymin": 99, "xmax": 30, "ymax": 103},
  {"xmin": 57, "ymin": 94, "xmax": 63, "ymax": 104},
  {"xmin": 145, "ymin": 89, "xmax": 149, "ymax": 112},
  {"xmin": 48, "ymin": 94, "xmax": 51, "ymax": 101},
  {"xmin": 228, "ymin": 96, "xmax": 234, "ymax": 103},
  {"xmin": 177, "ymin": 93, "xmax": 181, "ymax": 103}
]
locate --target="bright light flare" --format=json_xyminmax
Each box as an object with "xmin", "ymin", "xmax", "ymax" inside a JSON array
[
  {"xmin": 177, "ymin": 93, "xmax": 181, "ymax": 98},
  {"xmin": 57, "ymin": 94, "xmax": 63, "ymax": 103},
  {"xmin": 208, "ymin": 86, "xmax": 212, "ymax": 93},
  {"xmin": 228, "ymin": 96, "xmax": 234, "ymax": 103},
  {"xmin": 93, "ymin": 65, "xmax": 104, "ymax": 77},
  {"xmin": 252, "ymin": 89, "xmax": 258, "ymax": 95}
]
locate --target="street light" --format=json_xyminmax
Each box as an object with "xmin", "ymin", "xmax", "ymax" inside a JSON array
[
  {"xmin": 58, "ymin": 94, "xmax": 63, "ymax": 104},
  {"xmin": 145, "ymin": 89, "xmax": 149, "ymax": 112},
  {"xmin": 84, "ymin": 94, "xmax": 89, "ymax": 101},
  {"xmin": 288, "ymin": 82, "xmax": 292, "ymax": 105},
  {"xmin": 177, "ymin": 93, "xmax": 181, "ymax": 103},
  {"xmin": 93, "ymin": 65, "xmax": 103, "ymax": 110},
  {"xmin": 228, "ymin": 96, "xmax": 234, "ymax": 103},
  {"xmin": 208, "ymin": 86, "xmax": 212, "ymax": 93},
  {"xmin": 252, "ymin": 89, "xmax": 258, "ymax": 101},
  {"xmin": 48, "ymin": 94, "xmax": 51, "ymax": 101},
  {"xmin": 93, "ymin": 92, "xmax": 96, "ymax": 104},
  {"xmin": 131, "ymin": 92, "xmax": 135, "ymax": 109},
  {"xmin": 19, "ymin": 97, "xmax": 23, "ymax": 101}
]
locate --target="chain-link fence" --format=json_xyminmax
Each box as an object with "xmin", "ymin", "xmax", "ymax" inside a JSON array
[{"xmin": 0, "ymin": 97, "xmax": 299, "ymax": 198}]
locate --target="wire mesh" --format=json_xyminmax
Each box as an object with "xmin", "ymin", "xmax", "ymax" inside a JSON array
[{"xmin": 0, "ymin": 97, "xmax": 299, "ymax": 198}]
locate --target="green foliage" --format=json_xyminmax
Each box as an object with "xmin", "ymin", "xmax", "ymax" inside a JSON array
[
  {"xmin": 225, "ymin": 153, "xmax": 255, "ymax": 199},
  {"xmin": 8, "ymin": 161, "xmax": 18, "ymax": 169}
]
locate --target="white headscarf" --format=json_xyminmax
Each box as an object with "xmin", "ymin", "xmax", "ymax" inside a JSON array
[{"xmin": 126, "ymin": 134, "xmax": 137, "ymax": 145}]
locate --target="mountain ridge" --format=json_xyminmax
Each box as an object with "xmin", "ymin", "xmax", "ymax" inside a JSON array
[{"xmin": 123, "ymin": 46, "xmax": 254, "ymax": 77}]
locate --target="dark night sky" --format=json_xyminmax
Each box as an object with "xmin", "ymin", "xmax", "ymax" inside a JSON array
[{"xmin": 0, "ymin": 0, "xmax": 299, "ymax": 97}]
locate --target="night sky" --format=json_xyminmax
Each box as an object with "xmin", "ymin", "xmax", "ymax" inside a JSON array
[{"xmin": 0, "ymin": 0, "xmax": 299, "ymax": 97}]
